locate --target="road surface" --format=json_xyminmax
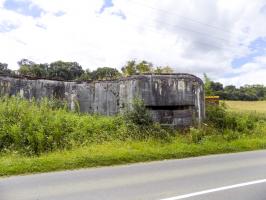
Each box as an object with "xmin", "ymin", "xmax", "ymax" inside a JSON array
[{"xmin": 1, "ymin": 150, "xmax": 266, "ymax": 200}]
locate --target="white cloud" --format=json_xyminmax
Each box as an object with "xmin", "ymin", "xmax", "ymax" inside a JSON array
[
  {"xmin": 0, "ymin": 0, "xmax": 4, "ymax": 7},
  {"xmin": 0, "ymin": 0, "xmax": 266, "ymax": 86},
  {"xmin": 218, "ymin": 54, "xmax": 266, "ymax": 86}
]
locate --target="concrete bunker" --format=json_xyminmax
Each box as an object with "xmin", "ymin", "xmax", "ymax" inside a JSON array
[
  {"xmin": 119, "ymin": 74, "xmax": 205, "ymax": 127},
  {"xmin": 0, "ymin": 73, "xmax": 205, "ymax": 127}
]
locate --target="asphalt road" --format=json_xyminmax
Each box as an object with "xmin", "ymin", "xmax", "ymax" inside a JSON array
[{"xmin": 1, "ymin": 150, "xmax": 266, "ymax": 200}]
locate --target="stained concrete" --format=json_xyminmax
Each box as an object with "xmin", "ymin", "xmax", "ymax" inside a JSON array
[{"xmin": 0, "ymin": 74, "xmax": 205, "ymax": 127}]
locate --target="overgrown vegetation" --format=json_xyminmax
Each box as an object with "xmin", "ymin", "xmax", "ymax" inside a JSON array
[
  {"xmin": 0, "ymin": 96, "xmax": 170, "ymax": 155},
  {"xmin": 123, "ymin": 98, "xmax": 153, "ymax": 127},
  {"xmin": 190, "ymin": 103, "xmax": 266, "ymax": 143},
  {"xmin": 1, "ymin": 97, "xmax": 266, "ymax": 176}
]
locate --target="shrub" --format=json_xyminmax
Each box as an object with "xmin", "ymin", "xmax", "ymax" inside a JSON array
[
  {"xmin": 121, "ymin": 98, "xmax": 173, "ymax": 140},
  {"xmin": 206, "ymin": 103, "xmax": 261, "ymax": 132},
  {"xmin": 205, "ymin": 102, "xmax": 227, "ymax": 129},
  {"xmin": 189, "ymin": 127, "xmax": 205, "ymax": 143},
  {"xmin": 123, "ymin": 98, "xmax": 153, "ymax": 127},
  {"xmin": 204, "ymin": 102, "xmax": 266, "ymax": 142}
]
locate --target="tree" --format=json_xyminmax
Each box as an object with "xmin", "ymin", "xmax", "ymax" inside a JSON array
[
  {"xmin": 0, "ymin": 63, "xmax": 12, "ymax": 75},
  {"xmin": 203, "ymin": 73, "xmax": 213, "ymax": 96},
  {"xmin": 91, "ymin": 67, "xmax": 121, "ymax": 80},
  {"xmin": 17, "ymin": 59, "xmax": 84, "ymax": 80},
  {"xmin": 37, "ymin": 63, "xmax": 49, "ymax": 77},
  {"xmin": 224, "ymin": 85, "xmax": 236, "ymax": 92},
  {"xmin": 18, "ymin": 65, "xmax": 31, "ymax": 76},
  {"xmin": 121, "ymin": 60, "xmax": 137, "ymax": 76},
  {"xmin": 210, "ymin": 81, "xmax": 223, "ymax": 92},
  {"xmin": 154, "ymin": 66, "xmax": 174, "ymax": 74},
  {"xmin": 78, "ymin": 69, "xmax": 93, "ymax": 81},
  {"xmin": 18, "ymin": 59, "xmax": 49, "ymax": 78},
  {"xmin": 49, "ymin": 61, "xmax": 84, "ymax": 80},
  {"xmin": 121, "ymin": 60, "xmax": 155, "ymax": 76},
  {"xmin": 29, "ymin": 63, "xmax": 49, "ymax": 78},
  {"xmin": 18, "ymin": 59, "xmax": 36, "ymax": 77},
  {"xmin": 17, "ymin": 59, "xmax": 35, "ymax": 67},
  {"xmin": 135, "ymin": 60, "xmax": 153, "ymax": 74},
  {"xmin": 122, "ymin": 60, "xmax": 174, "ymax": 76},
  {"xmin": 68, "ymin": 62, "xmax": 84, "ymax": 79}
]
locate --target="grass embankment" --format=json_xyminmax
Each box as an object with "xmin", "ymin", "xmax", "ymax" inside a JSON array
[{"xmin": 1, "ymin": 97, "xmax": 266, "ymax": 176}]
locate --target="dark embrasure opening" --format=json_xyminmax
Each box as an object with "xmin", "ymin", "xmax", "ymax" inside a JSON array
[{"xmin": 146, "ymin": 105, "xmax": 191, "ymax": 110}]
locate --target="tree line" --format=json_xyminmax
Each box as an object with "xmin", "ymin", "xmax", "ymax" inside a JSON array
[
  {"xmin": 204, "ymin": 74, "xmax": 266, "ymax": 101},
  {"xmin": 0, "ymin": 59, "xmax": 173, "ymax": 81}
]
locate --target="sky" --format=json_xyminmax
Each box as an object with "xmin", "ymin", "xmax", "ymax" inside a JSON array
[{"xmin": 0, "ymin": 0, "xmax": 266, "ymax": 86}]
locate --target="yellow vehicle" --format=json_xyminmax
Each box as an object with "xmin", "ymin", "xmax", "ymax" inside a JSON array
[{"xmin": 205, "ymin": 96, "xmax": 220, "ymax": 105}]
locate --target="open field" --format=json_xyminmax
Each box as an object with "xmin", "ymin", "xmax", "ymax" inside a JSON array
[{"xmin": 225, "ymin": 101, "xmax": 266, "ymax": 113}]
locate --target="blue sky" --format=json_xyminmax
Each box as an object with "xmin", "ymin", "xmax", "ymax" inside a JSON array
[
  {"xmin": 99, "ymin": 0, "xmax": 126, "ymax": 19},
  {"xmin": 0, "ymin": 0, "xmax": 266, "ymax": 86},
  {"xmin": 3, "ymin": 0, "xmax": 44, "ymax": 18},
  {"xmin": 0, "ymin": 20, "xmax": 17, "ymax": 32},
  {"xmin": 99, "ymin": 0, "xmax": 113, "ymax": 13},
  {"xmin": 232, "ymin": 37, "xmax": 266, "ymax": 68}
]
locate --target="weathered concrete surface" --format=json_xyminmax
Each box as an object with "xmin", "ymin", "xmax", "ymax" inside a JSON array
[
  {"xmin": 0, "ymin": 74, "xmax": 205, "ymax": 127},
  {"xmin": 119, "ymin": 74, "xmax": 205, "ymax": 127}
]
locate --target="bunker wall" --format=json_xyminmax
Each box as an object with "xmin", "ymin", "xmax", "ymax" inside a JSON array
[{"xmin": 0, "ymin": 74, "xmax": 205, "ymax": 127}]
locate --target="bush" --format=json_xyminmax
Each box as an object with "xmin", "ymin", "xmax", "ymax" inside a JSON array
[
  {"xmin": 189, "ymin": 127, "xmax": 206, "ymax": 143},
  {"xmin": 205, "ymin": 102, "xmax": 227, "ymax": 129},
  {"xmin": 206, "ymin": 103, "xmax": 263, "ymax": 132},
  {"xmin": 122, "ymin": 98, "xmax": 175, "ymax": 140},
  {"xmin": 123, "ymin": 98, "xmax": 153, "ymax": 127},
  {"xmin": 203, "ymin": 102, "xmax": 266, "ymax": 142}
]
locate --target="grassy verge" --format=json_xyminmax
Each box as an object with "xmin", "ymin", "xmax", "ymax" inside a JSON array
[
  {"xmin": 1, "ymin": 136, "xmax": 266, "ymax": 177},
  {"xmin": 1, "ymin": 97, "xmax": 266, "ymax": 177}
]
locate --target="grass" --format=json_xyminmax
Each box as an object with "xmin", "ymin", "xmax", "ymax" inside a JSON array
[
  {"xmin": 225, "ymin": 100, "xmax": 266, "ymax": 113},
  {"xmin": 1, "ymin": 136, "xmax": 266, "ymax": 177},
  {"xmin": 1, "ymin": 97, "xmax": 266, "ymax": 177},
  {"xmin": 0, "ymin": 96, "xmax": 169, "ymax": 155}
]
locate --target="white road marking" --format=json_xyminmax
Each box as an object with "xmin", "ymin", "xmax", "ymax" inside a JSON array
[{"xmin": 160, "ymin": 179, "xmax": 266, "ymax": 200}]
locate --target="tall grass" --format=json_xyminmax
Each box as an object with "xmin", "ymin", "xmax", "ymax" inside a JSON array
[
  {"xmin": 0, "ymin": 96, "xmax": 266, "ymax": 157},
  {"xmin": 1, "ymin": 98, "xmax": 266, "ymax": 175},
  {"xmin": 188, "ymin": 103, "xmax": 266, "ymax": 143},
  {"xmin": 0, "ymin": 96, "xmax": 171, "ymax": 155}
]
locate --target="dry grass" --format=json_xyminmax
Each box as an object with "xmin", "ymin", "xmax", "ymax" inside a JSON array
[{"xmin": 225, "ymin": 101, "xmax": 266, "ymax": 113}]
